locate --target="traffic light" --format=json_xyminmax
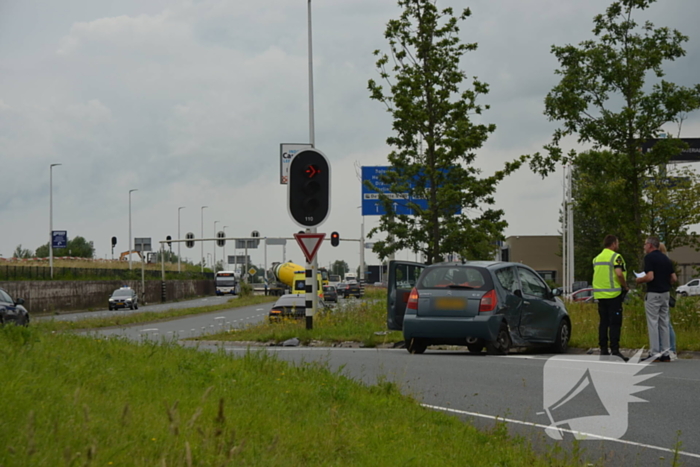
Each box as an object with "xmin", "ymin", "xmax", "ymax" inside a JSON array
[
  {"xmin": 111, "ymin": 236, "xmax": 117, "ymax": 247},
  {"xmin": 288, "ymin": 149, "xmax": 330, "ymax": 228},
  {"xmin": 166, "ymin": 235, "xmax": 172, "ymax": 251},
  {"xmin": 331, "ymin": 231, "xmax": 340, "ymax": 247},
  {"xmin": 216, "ymin": 231, "xmax": 226, "ymax": 247},
  {"xmin": 185, "ymin": 232, "xmax": 195, "ymax": 248}
]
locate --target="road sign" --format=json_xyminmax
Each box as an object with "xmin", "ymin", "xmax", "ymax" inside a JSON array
[
  {"xmin": 235, "ymin": 239, "xmax": 258, "ymax": 249},
  {"xmin": 280, "ymin": 143, "xmax": 313, "ymax": 184},
  {"xmin": 266, "ymin": 238, "xmax": 287, "ymax": 246},
  {"xmin": 228, "ymin": 255, "xmax": 250, "ymax": 265},
  {"xmin": 641, "ymin": 138, "xmax": 700, "ymax": 162},
  {"xmin": 248, "ymin": 268, "xmax": 257, "ymax": 276},
  {"xmin": 134, "ymin": 238, "xmax": 152, "ymax": 252},
  {"xmin": 294, "ymin": 233, "xmax": 326, "ymax": 264},
  {"xmin": 361, "ymin": 166, "xmax": 428, "ymax": 216},
  {"xmin": 52, "ymin": 230, "xmax": 67, "ymax": 249}
]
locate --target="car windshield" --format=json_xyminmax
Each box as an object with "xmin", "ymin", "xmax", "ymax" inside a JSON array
[
  {"xmin": 111, "ymin": 289, "xmax": 132, "ymax": 297},
  {"xmin": 418, "ymin": 266, "xmax": 489, "ymax": 290}
]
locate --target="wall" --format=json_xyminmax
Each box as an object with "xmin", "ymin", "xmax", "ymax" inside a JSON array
[
  {"xmin": 505, "ymin": 235, "xmax": 562, "ymax": 284},
  {"xmin": 0, "ymin": 280, "xmax": 215, "ymax": 315}
]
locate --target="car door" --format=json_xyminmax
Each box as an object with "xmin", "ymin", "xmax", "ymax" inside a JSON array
[
  {"xmin": 387, "ymin": 260, "xmax": 425, "ymax": 331},
  {"xmin": 0, "ymin": 289, "xmax": 16, "ymax": 321},
  {"xmin": 689, "ymin": 279, "xmax": 700, "ymax": 296},
  {"xmin": 515, "ymin": 266, "xmax": 559, "ymax": 342},
  {"xmin": 493, "ymin": 265, "xmax": 525, "ymax": 336}
]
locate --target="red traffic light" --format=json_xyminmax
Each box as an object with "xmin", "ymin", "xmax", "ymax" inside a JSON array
[
  {"xmin": 331, "ymin": 231, "xmax": 340, "ymax": 247},
  {"xmin": 305, "ymin": 164, "xmax": 321, "ymax": 178}
]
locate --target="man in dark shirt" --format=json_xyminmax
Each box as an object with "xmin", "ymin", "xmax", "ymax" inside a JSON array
[{"xmin": 635, "ymin": 236, "xmax": 677, "ymax": 362}]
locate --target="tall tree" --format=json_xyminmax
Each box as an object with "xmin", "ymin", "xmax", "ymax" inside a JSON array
[
  {"xmin": 12, "ymin": 245, "xmax": 34, "ymax": 259},
  {"xmin": 331, "ymin": 260, "xmax": 349, "ymax": 277},
  {"xmin": 367, "ymin": 0, "xmax": 524, "ymax": 265},
  {"xmin": 531, "ymin": 0, "xmax": 700, "ymax": 266}
]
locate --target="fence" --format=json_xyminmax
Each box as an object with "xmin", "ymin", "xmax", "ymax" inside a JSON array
[{"xmin": 0, "ymin": 265, "xmax": 210, "ymax": 282}]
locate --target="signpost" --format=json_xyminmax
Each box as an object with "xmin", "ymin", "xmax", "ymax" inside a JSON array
[
  {"xmin": 280, "ymin": 143, "xmax": 313, "ymax": 184},
  {"xmin": 294, "ymin": 233, "xmax": 325, "ymax": 264},
  {"xmin": 641, "ymin": 138, "xmax": 700, "ymax": 162},
  {"xmin": 52, "ymin": 230, "xmax": 67, "ymax": 249},
  {"xmin": 361, "ymin": 166, "xmax": 428, "ymax": 216}
]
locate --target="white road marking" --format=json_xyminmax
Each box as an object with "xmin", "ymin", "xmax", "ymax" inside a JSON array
[
  {"xmin": 140, "ymin": 328, "xmax": 159, "ymax": 332},
  {"xmin": 422, "ymin": 404, "xmax": 700, "ymax": 460}
]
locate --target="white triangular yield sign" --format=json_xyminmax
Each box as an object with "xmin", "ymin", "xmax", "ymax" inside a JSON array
[{"xmin": 294, "ymin": 233, "xmax": 326, "ymax": 264}]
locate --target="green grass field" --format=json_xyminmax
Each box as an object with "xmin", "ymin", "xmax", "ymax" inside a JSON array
[{"xmin": 0, "ymin": 325, "xmax": 589, "ymax": 466}]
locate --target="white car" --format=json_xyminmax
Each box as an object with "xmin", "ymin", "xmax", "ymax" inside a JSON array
[{"xmin": 676, "ymin": 279, "xmax": 700, "ymax": 296}]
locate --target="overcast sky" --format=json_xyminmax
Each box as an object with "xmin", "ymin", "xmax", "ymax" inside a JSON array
[{"xmin": 2, "ymin": 0, "xmax": 700, "ymax": 273}]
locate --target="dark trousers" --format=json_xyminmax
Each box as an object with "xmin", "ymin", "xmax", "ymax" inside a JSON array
[{"xmin": 598, "ymin": 295, "xmax": 624, "ymax": 353}]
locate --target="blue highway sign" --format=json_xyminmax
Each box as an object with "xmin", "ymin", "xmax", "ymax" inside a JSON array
[{"xmin": 52, "ymin": 230, "xmax": 67, "ymax": 249}]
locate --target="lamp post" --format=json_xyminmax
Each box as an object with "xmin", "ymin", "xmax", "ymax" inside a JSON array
[
  {"xmin": 223, "ymin": 225, "xmax": 228, "ymax": 270},
  {"xmin": 200, "ymin": 206, "xmax": 208, "ymax": 272},
  {"xmin": 213, "ymin": 220, "xmax": 220, "ymax": 272},
  {"xmin": 49, "ymin": 163, "xmax": 62, "ymax": 279},
  {"xmin": 128, "ymin": 189, "xmax": 138, "ymax": 270},
  {"xmin": 357, "ymin": 206, "xmax": 365, "ymax": 282},
  {"xmin": 177, "ymin": 206, "xmax": 186, "ymax": 273}
]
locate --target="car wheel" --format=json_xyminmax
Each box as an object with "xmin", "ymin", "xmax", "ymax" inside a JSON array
[
  {"xmin": 130, "ymin": 304, "xmax": 134, "ymax": 310},
  {"xmin": 486, "ymin": 322, "xmax": 511, "ymax": 355},
  {"xmin": 681, "ymin": 292, "xmax": 688, "ymax": 297},
  {"xmin": 134, "ymin": 303, "xmax": 138, "ymax": 310},
  {"xmin": 552, "ymin": 319, "xmax": 571, "ymax": 354},
  {"xmin": 406, "ymin": 338, "xmax": 427, "ymax": 354},
  {"xmin": 466, "ymin": 338, "xmax": 484, "ymax": 354}
]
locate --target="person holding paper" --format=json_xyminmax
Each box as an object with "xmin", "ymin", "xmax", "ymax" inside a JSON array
[
  {"xmin": 592, "ymin": 235, "xmax": 629, "ymax": 361},
  {"xmin": 636, "ymin": 236, "xmax": 677, "ymax": 362}
]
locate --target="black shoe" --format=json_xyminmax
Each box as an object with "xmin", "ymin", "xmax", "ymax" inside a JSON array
[
  {"xmin": 660, "ymin": 354, "xmax": 671, "ymax": 362},
  {"xmin": 642, "ymin": 354, "xmax": 661, "ymax": 363},
  {"xmin": 600, "ymin": 349, "xmax": 610, "ymax": 355},
  {"xmin": 611, "ymin": 352, "xmax": 629, "ymax": 362}
]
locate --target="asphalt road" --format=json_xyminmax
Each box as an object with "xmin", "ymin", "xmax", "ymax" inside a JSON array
[{"xmin": 70, "ymin": 299, "xmax": 700, "ymax": 467}]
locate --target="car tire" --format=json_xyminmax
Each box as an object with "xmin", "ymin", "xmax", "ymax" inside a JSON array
[
  {"xmin": 552, "ymin": 319, "xmax": 571, "ymax": 354},
  {"xmin": 130, "ymin": 304, "xmax": 134, "ymax": 310},
  {"xmin": 407, "ymin": 338, "xmax": 427, "ymax": 354},
  {"xmin": 681, "ymin": 292, "xmax": 688, "ymax": 297},
  {"xmin": 134, "ymin": 303, "xmax": 138, "ymax": 310},
  {"xmin": 486, "ymin": 322, "xmax": 511, "ymax": 355},
  {"xmin": 467, "ymin": 339, "xmax": 484, "ymax": 354}
]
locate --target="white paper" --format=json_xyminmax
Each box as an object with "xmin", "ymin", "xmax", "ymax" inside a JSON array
[{"xmin": 634, "ymin": 271, "xmax": 646, "ymax": 278}]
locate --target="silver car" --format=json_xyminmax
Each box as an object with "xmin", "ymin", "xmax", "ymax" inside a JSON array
[
  {"xmin": 387, "ymin": 260, "xmax": 571, "ymax": 355},
  {"xmin": 108, "ymin": 287, "xmax": 139, "ymax": 310}
]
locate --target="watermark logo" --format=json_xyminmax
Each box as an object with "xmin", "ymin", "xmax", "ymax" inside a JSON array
[{"xmin": 541, "ymin": 350, "xmax": 660, "ymax": 440}]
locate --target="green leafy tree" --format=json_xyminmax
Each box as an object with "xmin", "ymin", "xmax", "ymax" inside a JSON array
[
  {"xmin": 367, "ymin": 0, "xmax": 524, "ymax": 265},
  {"xmin": 531, "ymin": 0, "xmax": 700, "ymax": 266},
  {"xmin": 331, "ymin": 260, "xmax": 349, "ymax": 277},
  {"xmin": 12, "ymin": 245, "xmax": 34, "ymax": 259},
  {"xmin": 35, "ymin": 236, "xmax": 95, "ymax": 258}
]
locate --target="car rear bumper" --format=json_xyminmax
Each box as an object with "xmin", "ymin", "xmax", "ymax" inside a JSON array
[{"xmin": 403, "ymin": 313, "xmax": 503, "ymax": 342}]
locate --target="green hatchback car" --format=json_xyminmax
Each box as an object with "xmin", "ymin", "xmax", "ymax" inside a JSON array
[{"xmin": 387, "ymin": 260, "xmax": 571, "ymax": 355}]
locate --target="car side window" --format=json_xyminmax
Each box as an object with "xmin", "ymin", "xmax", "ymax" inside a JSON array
[
  {"xmin": 0, "ymin": 290, "xmax": 13, "ymax": 303},
  {"xmin": 690, "ymin": 280, "xmax": 699, "ymax": 286},
  {"xmin": 495, "ymin": 267, "xmax": 517, "ymax": 292},
  {"xmin": 517, "ymin": 267, "xmax": 548, "ymax": 299}
]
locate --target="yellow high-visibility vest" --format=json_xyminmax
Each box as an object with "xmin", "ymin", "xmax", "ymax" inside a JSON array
[{"xmin": 592, "ymin": 248, "xmax": 625, "ymax": 299}]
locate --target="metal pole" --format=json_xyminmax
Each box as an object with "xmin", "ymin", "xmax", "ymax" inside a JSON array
[
  {"xmin": 200, "ymin": 206, "xmax": 208, "ymax": 272},
  {"xmin": 360, "ymin": 212, "xmax": 365, "ymax": 282},
  {"xmin": 307, "ymin": 0, "xmax": 315, "ymax": 148},
  {"xmin": 129, "ymin": 189, "xmax": 138, "ymax": 270},
  {"xmin": 178, "ymin": 206, "xmax": 185, "ymax": 273},
  {"xmin": 223, "ymin": 226, "xmax": 228, "ymax": 270},
  {"xmin": 49, "ymin": 163, "xmax": 61, "ymax": 279},
  {"xmin": 214, "ymin": 220, "xmax": 219, "ymax": 272},
  {"xmin": 562, "ymin": 165, "xmax": 567, "ymax": 292}
]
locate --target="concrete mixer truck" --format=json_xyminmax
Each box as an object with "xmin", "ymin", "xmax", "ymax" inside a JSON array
[{"xmin": 268, "ymin": 261, "xmax": 323, "ymax": 297}]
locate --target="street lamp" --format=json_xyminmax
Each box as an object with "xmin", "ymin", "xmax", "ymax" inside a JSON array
[
  {"xmin": 213, "ymin": 220, "xmax": 220, "ymax": 272},
  {"xmin": 178, "ymin": 206, "xmax": 186, "ymax": 273},
  {"xmin": 49, "ymin": 163, "xmax": 62, "ymax": 279},
  {"xmin": 200, "ymin": 206, "xmax": 208, "ymax": 272},
  {"xmin": 128, "ymin": 189, "xmax": 138, "ymax": 270}
]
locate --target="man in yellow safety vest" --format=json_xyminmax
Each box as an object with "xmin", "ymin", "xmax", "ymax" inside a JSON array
[{"xmin": 592, "ymin": 234, "xmax": 629, "ymax": 361}]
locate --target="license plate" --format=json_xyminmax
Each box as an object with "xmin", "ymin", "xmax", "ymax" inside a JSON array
[{"xmin": 435, "ymin": 297, "xmax": 466, "ymax": 310}]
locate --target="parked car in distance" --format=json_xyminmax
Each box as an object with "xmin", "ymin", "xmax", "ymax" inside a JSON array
[
  {"xmin": 108, "ymin": 287, "xmax": 139, "ymax": 310},
  {"xmin": 343, "ymin": 281, "xmax": 362, "ymax": 299},
  {"xmin": 568, "ymin": 288, "xmax": 594, "ymax": 302},
  {"xmin": 322, "ymin": 285, "xmax": 338, "ymax": 302},
  {"xmin": 676, "ymin": 278, "xmax": 700, "ymax": 297},
  {"xmin": 269, "ymin": 294, "xmax": 306, "ymax": 322},
  {"xmin": 0, "ymin": 287, "xmax": 30, "ymax": 326},
  {"xmin": 388, "ymin": 260, "xmax": 571, "ymax": 355}
]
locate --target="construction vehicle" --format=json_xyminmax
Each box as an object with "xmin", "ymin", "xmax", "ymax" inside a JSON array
[
  {"xmin": 119, "ymin": 250, "xmax": 143, "ymax": 261},
  {"xmin": 268, "ymin": 261, "xmax": 323, "ymax": 297}
]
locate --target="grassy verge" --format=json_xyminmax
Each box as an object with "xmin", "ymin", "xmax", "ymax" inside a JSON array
[
  {"xmin": 34, "ymin": 295, "xmax": 277, "ymax": 332},
  {"xmin": 0, "ymin": 325, "xmax": 585, "ymax": 466},
  {"xmin": 567, "ymin": 295, "xmax": 700, "ymax": 351},
  {"xmin": 199, "ymin": 293, "xmax": 404, "ymax": 347}
]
